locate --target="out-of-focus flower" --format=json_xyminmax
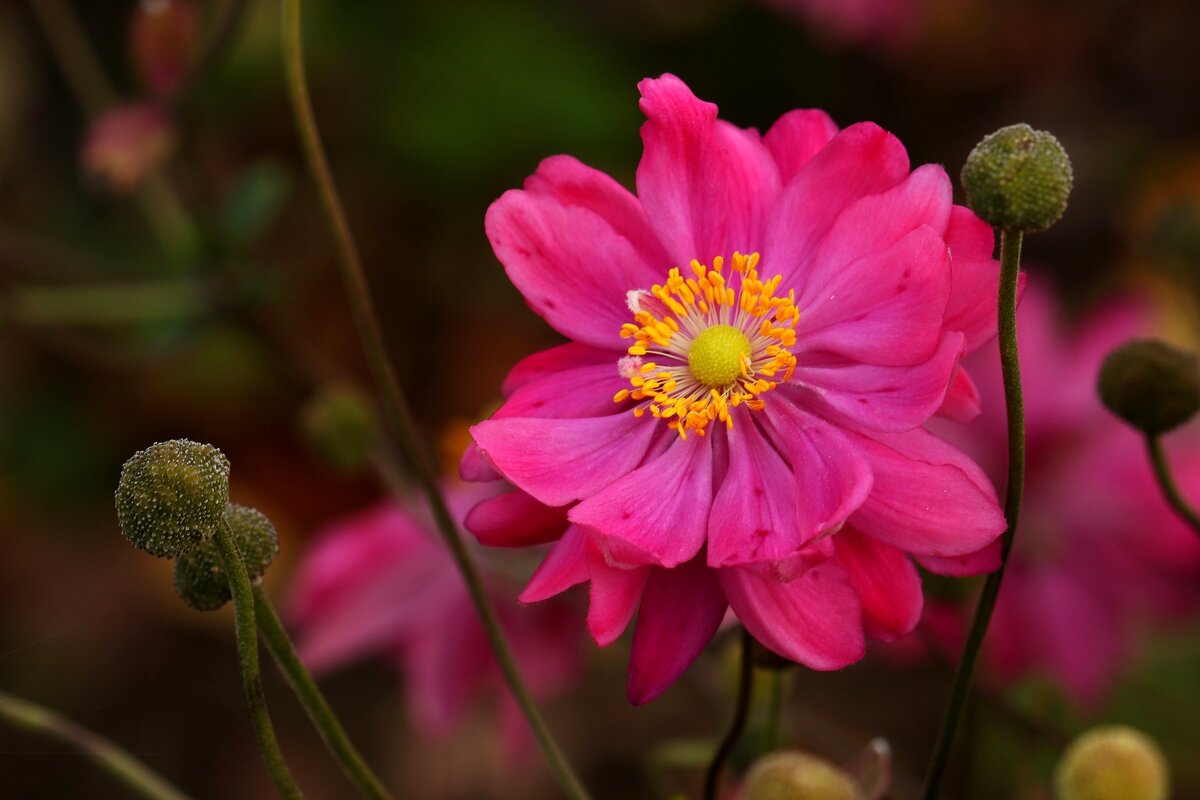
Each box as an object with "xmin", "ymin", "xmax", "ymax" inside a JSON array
[
  {"xmin": 81, "ymin": 102, "xmax": 176, "ymax": 194},
  {"xmin": 758, "ymin": 0, "xmax": 924, "ymax": 51},
  {"xmin": 465, "ymin": 73, "xmax": 1007, "ymax": 704},
  {"xmin": 1054, "ymin": 725, "xmax": 1170, "ymax": 800},
  {"xmin": 288, "ymin": 482, "xmax": 579, "ymax": 753},
  {"xmin": 129, "ymin": 0, "xmax": 199, "ymax": 99},
  {"xmin": 928, "ymin": 283, "xmax": 1200, "ymax": 705}
]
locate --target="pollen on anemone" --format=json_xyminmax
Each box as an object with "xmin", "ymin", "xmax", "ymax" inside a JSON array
[{"xmin": 463, "ymin": 73, "xmax": 1011, "ymax": 704}]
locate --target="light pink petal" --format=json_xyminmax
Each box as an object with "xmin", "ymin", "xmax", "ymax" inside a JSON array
[
  {"xmin": 937, "ymin": 367, "xmax": 982, "ymax": 423},
  {"xmin": 627, "ymin": 558, "xmax": 728, "ymax": 704},
  {"xmin": 722, "ymin": 562, "xmax": 865, "ymax": 669},
  {"xmin": 494, "ymin": 363, "xmax": 627, "ymax": 420},
  {"xmin": 571, "ymin": 435, "xmax": 713, "ymax": 568},
  {"xmin": 942, "ymin": 206, "xmax": 1001, "ymax": 353},
  {"xmin": 763, "ymin": 122, "xmax": 910, "ymax": 289},
  {"xmin": 502, "ymin": 342, "xmax": 617, "ymax": 397},
  {"xmin": 470, "ymin": 413, "xmax": 657, "ymax": 507},
  {"xmin": 587, "ymin": 545, "xmax": 649, "ymax": 646},
  {"xmin": 763, "ymin": 109, "xmax": 839, "ymax": 184},
  {"xmin": 795, "ymin": 225, "xmax": 951, "ymax": 366},
  {"xmin": 520, "ymin": 525, "xmax": 590, "ymax": 603},
  {"xmin": 789, "ymin": 332, "xmax": 964, "ymax": 433},
  {"xmin": 459, "ymin": 441, "xmax": 502, "ymax": 482},
  {"xmin": 464, "ymin": 489, "xmax": 568, "ymax": 548},
  {"xmin": 636, "ymin": 74, "xmax": 780, "ymax": 265},
  {"xmin": 917, "ymin": 539, "xmax": 1002, "ymax": 576},
  {"xmin": 834, "ymin": 529, "xmax": 922, "ymax": 641},
  {"xmin": 849, "ymin": 427, "xmax": 1005, "ymax": 557},
  {"xmin": 404, "ymin": 598, "xmax": 488, "ymax": 736}
]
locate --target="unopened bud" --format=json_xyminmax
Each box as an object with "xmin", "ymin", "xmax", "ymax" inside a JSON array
[
  {"xmin": 300, "ymin": 384, "xmax": 379, "ymax": 472},
  {"xmin": 115, "ymin": 439, "xmax": 230, "ymax": 558},
  {"xmin": 1098, "ymin": 339, "xmax": 1200, "ymax": 435},
  {"xmin": 173, "ymin": 504, "xmax": 280, "ymax": 611},
  {"xmin": 744, "ymin": 751, "xmax": 861, "ymax": 800},
  {"xmin": 81, "ymin": 103, "xmax": 176, "ymax": 195},
  {"xmin": 961, "ymin": 123, "xmax": 1073, "ymax": 233},
  {"xmin": 1054, "ymin": 725, "xmax": 1169, "ymax": 800},
  {"xmin": 129, "ymin": 0, "xmax": 199, "ymax": 98}
]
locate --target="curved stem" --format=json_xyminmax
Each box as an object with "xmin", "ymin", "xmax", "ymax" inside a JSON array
[
  {"xmin": 0, "ymin": 689, "xmax": 190, "ymax": 800},
  {"xmin": 278, "ymin": 3, "xmax": 589, "ymax": 799},
  {"xmin": 252, "ymin": 586, "xmax": 393, "ymax": 800},
  {"xmin": 921, "ymin": 229, "xmax": 1026, "ymax": 799},
  {"xmin": 213, "ymin": 521, "xmax": 304, "ymax": 799},
  {"xmin": 1146, "ymin": 435, "xmax": 1200, "ymax": 536},
  {"xmin": 703, "ymin": 629, "xmax": 755, "ymax": 800}
]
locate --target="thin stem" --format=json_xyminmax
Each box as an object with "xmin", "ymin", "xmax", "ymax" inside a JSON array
[
  {"xmin": 763, "ymin": 669, "xmax": 785, "ymax": 752},
  {"xmin": 703, "ymin": 629, "xmax": 755, "ymax": 800},
  {"xmin": 173, "ymin": 0, "xmax": 252, "ymax": 103},
  {"xmin": 252, "ymin": 586, "xmax": 393, "ymax": 800},
  {"xmin": 0, "ymin": 689, "xmax": 190, "ymax": 800},
  {"xmin": 278, "ymin": 3, "xmax": 589, "ymax": 798},
  {"xmin": 213, "ymin": 521, "xmax": 304, "ymax": 799},
  {"xmin": 1146, "ymin": 435, "xmax": 1200, "ymax": 536},
  {"xmin": 920, "ymin": 229, "xmax": 1026, "ymax": 799}
]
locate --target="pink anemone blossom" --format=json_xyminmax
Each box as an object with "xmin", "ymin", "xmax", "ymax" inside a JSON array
[
  {"xmin": 465, "ymin": 74, "xmax": 1008, "ymax": 704},
  {"xmin": 287, "ymin": 482, "xmax": 579, "ymax": 752}
]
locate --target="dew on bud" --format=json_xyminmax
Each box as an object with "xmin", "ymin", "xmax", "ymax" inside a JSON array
[
  {"xmin": 1098, "ymin": 339, "xmax": 1200, "ymax": 435},
  {"xmin": 961, "ymin": 123, "xmax": 1073, "ymax": 233},
  {"xmin": 173, "ymin": 504, "xmax": 280, "ymax": 611},
  {"xmin": 743, "ymin": 750, "xmax": 862, "ymax": 800},
  {"xmin": 1054, "ymin": 725, "xmax": 1169, "ymax": 800}
]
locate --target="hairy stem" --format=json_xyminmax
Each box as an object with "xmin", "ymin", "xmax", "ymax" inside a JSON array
[
  {"xmin": 1146, "ymin": 435, "xmax": 1200, "ymax": 537},
  {"xmin": 703, "ymin": 629, "xmax": 756, "ymax": 800}
]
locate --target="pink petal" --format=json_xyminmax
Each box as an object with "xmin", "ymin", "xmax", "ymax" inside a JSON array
[
  {"xmin": 721, "ymin": 562, "xmax": 865, "ymax": 669},
  {"xmin": 850, "ymin": 427, "xmax": 1005, "ymax": 557},
  {"xmin": 587, "ymin": 545, "xmax": 649, "ymax": 646},
  {"xmin": 520, "ymin": 525, "xmax": 590, "ymax": 603},
  {"xmin": 464, "ymin": 489, "xmax": 568, "ymax": 548},
  {"xmin": 763, "ymin": 109, "xmax": 840, "ymax": 184},
  {"xmin": 571, "ymin": 435, "xmax": 714, "ymax": 568},
  {"xmin": 405, "ymin": 597, "xmax": 488, "ymax": 736},
  {"xmin": 795, "ymin": 224, "xmax": 951, "ymax": 367},
  {"xmin": 494, "ymin": 363, "xmax": 627, "ymax": 420},
  {"xmin": 636, "ymin": 74, "xmax": 780, "ymax": 265},
  {"xmin": 459, "ymin": 441, "xmax": 501, "ymax": 483},
  {"xmin": 502, "ymin": 342, "xmax": 616, "ymax": 397},
  {"xmin": 627, "ymin": 558, "xmax": 728, "ymax": 704},
  {"xmin": 942, "ymin": 206, "xmax": 1001, "ymax": 353},
  {"xmin": 937, "ymin": 367, "xmax": 982, "ymax": 423},
  {"xmin": 917, "ymin": 539, "xmax": 1002, "ymax": 576},
  {"xmin": 470, "ymin": 413, "xmax": 658, "ymax": 507},
  {"xmin": 834, "ymin": 529, "xmax": 922, "ymax": 641}
]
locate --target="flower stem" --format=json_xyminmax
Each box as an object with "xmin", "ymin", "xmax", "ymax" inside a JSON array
[
  {"xmin": 277, "ymin": 3, "xmax": 589, "ymax": 798},
  {"xmin": 920, "ymin": 229, "xmax": 1026, "ymax": 799},
  {"xmin": 1146, "ymin": 435, "xmax": 1200, "ymax": 537},
  {"xmin": 213, "ymin": 520, "xmax": 304, "ymax": 799},
  {"xmin": 763, "ymin": 669, "xmax": 785, "ymax": 752},
  {"xmin": 0, "ymin": 689, "xmax": 191, "ymax": 800},
  {"xmin": 252, "ymin": 586, "xmax": 393, "ymax": 800},
  {"xmin": 704, "ymin": 629, "xmax": 756, "ymax": 800}
]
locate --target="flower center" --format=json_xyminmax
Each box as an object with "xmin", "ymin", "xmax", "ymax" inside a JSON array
[{"xmin": 613, "ymin": 252, "xmax": 799, "ymax": 439}]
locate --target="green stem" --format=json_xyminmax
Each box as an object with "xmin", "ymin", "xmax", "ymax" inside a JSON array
[
  {"xmin": 5, "ymin": 281, "xmax": 210, "ymax": 326},
  {"xmin": 0, "ymin": 689, "xmax": 190, "ymax": 800},
  {"xmin": 763, "ymin": 669, "xmax": 785, "ymax": 752},
  {"xmin": 213, "ymin": 521, "xmax": 304, "ymax": 799},
  {"xmin": 703, "ymin": 629, "xmax": 755, "ymax": 800},
  {"xmin": 278, "ymin": 3, "xmax": 589, "ymax": 798},
  {"xmin": 252, "ymin": 586, "xmax": 393, "ymax": 800},
  {"xmin": 920, "ymin": 229, "xmax": 1026, "ymax": 799},
  {"xmin": 1146, "ymin": 435, "xmax": 1200, "ymax": 537}
]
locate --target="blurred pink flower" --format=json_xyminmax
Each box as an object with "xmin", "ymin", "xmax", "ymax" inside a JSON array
[
  {"xmin": 928, "ymin": 282, "xmax": 1200, "ymax": 705},
  {"xmin": 288, "ymin": 483, "xmax": 579, "ymax": 752},
  {"xmin": 81, "ymin": 102, "xmax": 175, "ymax": 194},
  {"xmin": 759, "ymin": 0, "xmax": 925, "ymax": 50},
  {"xmin": 465, "ymin": 73, "xmax": 1007, "ymax": 704},
  {"xmin": 129, "ymin": 0, "xmax": 199, "ymax": 99}
]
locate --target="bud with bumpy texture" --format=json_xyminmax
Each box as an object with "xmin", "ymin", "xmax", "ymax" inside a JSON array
[
  {"xmin": 1098, "ymin": 339, "xmax": 1200, "ymax": 435},
  {"xmin": 1054, "ymin": 725, "xmax": 1169, "ymax": 800},
  {"xmin": 961, "ymin": 124, "xmax": 1073, "ymax": 232},
  {"xmin": 300, "ymin": 384, "xmax": 379, "ymax": 472},
  {"xmin": 743, "ymin": 750, "xmax": 861, "ymax": 800},
  {"xmin": 115, "ymin": 439, "xmax": 230, "ymax": 558},
  {"xmin": 174, "ymin": 504, "xmax": 280, "ymax": 611}
]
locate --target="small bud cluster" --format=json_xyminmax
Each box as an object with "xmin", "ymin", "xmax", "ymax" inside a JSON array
[
  {"xmin": 743, "ymin": 751, "xmax": 862, "ymax": 800},
  {"xmin": 961, "ymin": 123, "xmax": 1073, "ymax": 233},
  {"xmin": 174, "ymin": 504, "xmax": 280, "ymax": 611},
  {"xmin": 1054, "ymin": 725, "xmax": 1169, "ymax": 800},
  {"xmin": 1098, "ymin": 339, "xmax": 1200, "ymax": 435}
]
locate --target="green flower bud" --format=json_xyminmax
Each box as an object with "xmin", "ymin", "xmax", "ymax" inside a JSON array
[
  {"xmin": 744, "ymin": 751, "xmax": 861, "ymax": 800},
  {"xmin": 1054, "ymin": 725, "xmax": 1169, "ymax": 800},
  {"xmin": 300, "ymin": 384, "xmax": 379, "ymax": 472},
  {"xmin": 114, "ymin": 439, "xmax": 230, "ymax": 558},
  {"xmin": 1098, "ymin": 339, "xmax": 1200, "ymax": 435},
  {"xmin": 961, "ymin": 123, "xmax": 1073, "ymax": 233},
  {"xmin": 173, "ymin": 504, "xmax": 280, "ymax": 611}
]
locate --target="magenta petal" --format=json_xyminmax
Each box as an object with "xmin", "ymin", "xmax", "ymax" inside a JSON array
[
  {"xmin": 850, "ymin": 427, "xmax": 1005, "ymax": 557},
  {"xmin": 502, "ymin": 342, "xmax": 616, "ymax": 397},
  {"xmin": 587, "ymin": 545, "xmax": 649, "ymax": 646},
  {"xmin": 636, "ymin": 74, "xmax": 780, "ymax": 264},
  {"xmin": 571, "ymin": 435, "xmax": 714, "ymax": 568},
  {"xmin": 465, "ymin": 489, "xmax": 568, "ymax": 548},
  {"xmin": 942, "ymin": 206, "xmax": 1002, "ymax": 353},
  {"xmin": 918, "ymin": 539, "xmax": 1002, "ymax": 576},
  {"xmin": 722, "ymin": 562, "xmax": 865, "ymax": 669},
  {"xmin": 460, "ymin": 441, "xmax": 501, "ymax": 483},
  {"xmin": 470, "ymin": 413, "xmax": 657, "ymax": 506},
  {"xmin": 834, "ymin": 529, "xmax": 922, "ymax": 641},
  {"xmin": 520, "ymin": 525, "xmax": 590, "ymax": 602},
  {"xmin": 495, "ymin": 363, "xmax": 627, "ymax": 420},
  {"xmin": 627, "ymin": 558, "xmax": 727, "ymax": 704},
  {"xmin": 763, "ymin": 109, "xmax": 839, "ymax": 184},
  {"xmin": 937, "ymin": 368, "xmax": 982, "ymax": 423}
]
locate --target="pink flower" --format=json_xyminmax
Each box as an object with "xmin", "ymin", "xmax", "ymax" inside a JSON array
[
  {"xmin": 759, "ymin": 0, "xmax": 925, "ymax": 50},
  {"xmin": 927, "ymin": 283, "xmax": 1200, "ymax": 705},
  {"xmin": 81, "ymin": 102, "xmax": 175, "ymax": 194},
  {"xmin": 465, "ymin": 74, "xmax": 1007, "ymax": 704},
  {"xmin": 288, "ymin": 483, "xmax": 579, "ymax": 752}
]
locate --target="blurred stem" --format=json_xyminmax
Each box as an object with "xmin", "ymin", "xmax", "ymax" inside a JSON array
[
  {"xmin": 27, "ymin": 0, "xmax": 199, "ymax": 263},
  {"xmin": 278, "ymin": 3, "xmax": 590, "ymax": 799},
  {"xmin": 921, "ymin": 230, "xmax": 1026, "ymax": 799},
  {"xmin": 252, "ymin": 586, "xmax": 394, "ymax": 800},
  {"xmin": 4, "ymin": 281, "xmax": 209, "ymax": 325},
  {"xmin": 1146, "ymin": 435, "xmax": 1200, "ymax": 536},
  {"xmin": 174, "ymin": 0, "xmax": 252, "ymax": 102},
  {"xmin": 763, "ymin": 669, "xmax": 785, "ymax": 752},
  {"xmin": 0, "ymin": 689, "xmax": 190, "ymax": 800},
  {"xmin": 703, "ymin": 629, "xmax": 755, "ymax": 800},
  {"xmin": 213, "ymin": 520, "xmax": 304, "ymax": 799}
]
